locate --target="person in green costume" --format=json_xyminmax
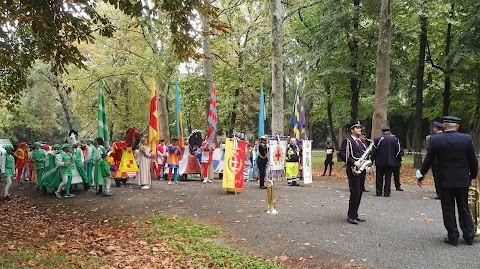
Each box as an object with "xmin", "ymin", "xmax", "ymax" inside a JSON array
[
  {"xmin": 99, "ymin": 152, "xmax": 113, "ymax": 196},
  {"xmin": 2, "ymin": 144, "xmax": 15, "ymax": 200},
  {"xmin": 85, "ymin": 138, "xmax": 95, "ymax": 187},
  {"xmin": 93, "ymin": 137, "xmax": 106, "ymax": 194},
  {"xmin": 30, "ymin": 142, "xmax": 47, "ymax": 189},
  {"xmin": 72, "ymin": 141, "xmax": 90, "ymax": 186},
  {"xmin": 55, "ymin": 144, "xmax": 75, "ymax": 198}
]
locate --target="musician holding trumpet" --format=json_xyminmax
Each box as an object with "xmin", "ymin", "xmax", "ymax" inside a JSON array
[{"xmin": 339, "ymin": 121, "xmax": 369, "ymax": 225}]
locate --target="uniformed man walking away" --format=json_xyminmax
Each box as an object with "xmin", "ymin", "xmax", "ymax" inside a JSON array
[
  {"xmin": 371, "ymin": 126, "xmax": 402, "ymax": 197},
  {"xmin": 417, "ymin": 116, "xmax": 478, "ymax": 246},
  {"xmin": 338, "ymin": 121, "xmax": 367, "ymax": 225},
  {"xmin": 430, "ymin": 121, "xmax": 444, "ymax": 199}
]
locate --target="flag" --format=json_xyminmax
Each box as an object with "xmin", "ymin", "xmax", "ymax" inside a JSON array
[
  {"xmin": 258, "ymin": 83, "xmax": 266, "ymax": 138},
  {"xmin": 206, "ymin": 83, "xmax": 217, "ymax": 148},
  {"xmin": 148, "ymin": 78, "xmax": 159, "ymax": 154},
  {"xmin": 222, "ymin": 138, "xmax": 246, "ymax": 192},
  {"xmin": 175, "ymin": 80, "xmax": 184, "ymax": 148},
  {"xmin": 300, "ymin": 92, "xmax": 307, "ymax": 140},
  {"xmin": 291, "ymin": 87, "xmax": 301, "ymax": 145},
  {"xmin": 98, "ymin": 80, "xmax": 109, "ymax": 146}
]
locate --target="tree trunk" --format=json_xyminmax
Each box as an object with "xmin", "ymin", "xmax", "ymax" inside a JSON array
[
  {"xmin": 371, "ymin": 0, "xmax": 393, "ymax": 139},
  {"xmin": 349, "ymin": 0, "xmax": 361, "ymax": 122},
  {"xmin": 412, "ymin": 15, "xmax": 428, "ymax": 168},
  {"xmin": 271, "ymin": 0, "xmax": 284, "ymax": 135},
  {"xmin": 157, "ymin": 78, "xmax": 169, "ymax": 142},
  {"xmin": 442, "ymin": 4, "xmax": 454, "ymax": 116},
  {"xmin": 326, "ymin": 85, "xmax": 339, "ymax": 150},
  {"xmin": 52, "ymin": 72, "xmax": 74, "ymax": 131},
  {"xmin": 472, "ymin": 78, "xmax": 480, "ymax": 151}
]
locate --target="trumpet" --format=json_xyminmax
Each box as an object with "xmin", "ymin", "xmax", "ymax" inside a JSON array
[{"xmin": 266, "ymin": 179, "xmax": 278, "ymax": 214}]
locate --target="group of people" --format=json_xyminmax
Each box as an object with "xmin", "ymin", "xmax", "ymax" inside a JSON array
[
  {"xmin": 339, "ymin": 116, "xmax": 478, "ymax": 246},
  {"xmin": 0, "ymin": 137, "xmax": 112, "ymax": 200}
]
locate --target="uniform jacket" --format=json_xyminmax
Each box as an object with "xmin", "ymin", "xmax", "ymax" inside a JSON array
[
  {"xmin": 371, "ymin": 135, "xmax": 402, "ymax": 167},
  {"xmin": 420, "ymin": 131, "xmax": 478, "ymax": 188},
  {"xmin": 338, "ymin": 136, "xmax": 365, "ymax": 166}
]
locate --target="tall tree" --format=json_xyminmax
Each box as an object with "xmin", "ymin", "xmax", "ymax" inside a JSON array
[
  {"xmin": 271, "ymin": 0, "xmax": 284, "ymax": 134},
  {"xmin": 412, "ymin": 10, "xmax": 428, "ymax": 168},
  {"xmin": 371, "ymin": 0, "xmax": 393, "ymax": 138}
]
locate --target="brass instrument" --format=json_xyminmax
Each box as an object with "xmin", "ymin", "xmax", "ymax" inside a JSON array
[
  {"xmin": 351, "ymin": 139, "xmax": 374, "ymax": 176},
  {"xmin": 266, "ymin": 179, "xmax": 278, "ymax": 214},
  {"xmin": 468, "ymin": 177, "xmax": 480, "ymax": 236}
]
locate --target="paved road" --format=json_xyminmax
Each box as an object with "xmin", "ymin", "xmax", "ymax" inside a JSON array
[{"xmin": 19, "ymin": 178, "xmax": 480, "ymax": 268}]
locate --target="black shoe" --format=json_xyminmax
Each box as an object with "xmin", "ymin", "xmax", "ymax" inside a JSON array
[
  {"xmin": 443, "ymin": 238, "xmax": 458, "ymax": 246},
  {"xmin": 356, "ymin": 217, "xmax": 366, "ymax": 222},
  {"xmin": 347, "ymin": 218, "xmax": 358, "ymax": 225},
  {"xmin": 292, "ymin": 182, "xmax": 299, "ymax": 186},
  {"xmin": 435, "ymin": 196, "xmax": 441, "ymax": 200},
  {"xmin": 384, "ymin": 193, "xmax": 390, "ymax": 197},
  {"xmin": 464, "ymin": 236, "xmax": 474, "ymax": 245},
  {"xmin": 396, "ymin": 187, "xmax": 403, "ymax": 191},
  {"xmin": 363, "ymin": 189, "xmax": 370, "ymax": 192},
  {"xmin": 260, "ymin": 186, "xmax": 267, "ymax": 189},
  {"xmin": 376, "ymin": 193, "xmax": 382, "ymax": 196}
]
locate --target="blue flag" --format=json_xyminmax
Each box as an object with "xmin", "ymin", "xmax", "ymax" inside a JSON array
[{"xmin": 258, "ymin": 83, "xmax": 266, "ymax": 138}]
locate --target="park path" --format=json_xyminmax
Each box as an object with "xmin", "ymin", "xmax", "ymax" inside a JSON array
[{"xmin": 16, "ymin": 177, "xmax": 480, "ymax": 269}]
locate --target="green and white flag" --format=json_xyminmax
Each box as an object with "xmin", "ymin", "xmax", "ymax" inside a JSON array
[{"xmin": 98, "ymin": 80, "xmax": 109, "ymax": 146}]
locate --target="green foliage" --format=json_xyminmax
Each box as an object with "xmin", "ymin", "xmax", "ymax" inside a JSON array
[{"xmin": 146, "ymin": 214, "xmax": 285, "ymax": 269}]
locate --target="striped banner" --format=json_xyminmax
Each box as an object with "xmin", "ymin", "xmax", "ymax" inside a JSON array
[
  {"xmin": 98, "ymin": 80, "xmax": 109, "ymax": 146},
  {"xmin": 206, "ymin": 83, "xmax": 217, "ymax": 148}
]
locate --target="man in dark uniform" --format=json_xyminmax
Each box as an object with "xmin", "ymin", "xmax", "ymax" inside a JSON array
[
  {"xmin": 430, "ymin": 121, "xmax": 444, "ymax": 199},
  {"xmin": 257, "ymin": 136, "xmax": 268, "ymax": 189},
  {"xmin": 338, "ymin": 121, "xmax": 367, "ymax": 225},
  {"xmin": 417, "ymin": 116, "xmax": 478, "ymax": 246},
  {"xmin": 371, "ymin": 126, "xmax": 402, "ymax": 197}
]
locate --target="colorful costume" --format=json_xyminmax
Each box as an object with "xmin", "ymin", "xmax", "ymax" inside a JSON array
[
  {"xmin": 201, "ymin": 141, "xmax": 216, "ymax": 183},
  {"xmin": 31, "ymin": 142, "xmax": 47, "ymax": 187},
  {"xmin": 13, "ymin": 142, "xmax": 27, "ymax": 184},
  {"xmin": 167, "ymin": 143, "xmax": 182, "ymax": 184},
  {"xmin": 85, "ymin": 139, "xmax": 95, "ymax": 186},
  {"xmin": 94, "ymin": 144, "xmax": 106, "ymax": 187},
  {"xmin": 55, "ymin": 144, "xmax": 75, "ymax": 198},
  {"xmin": 99, "ymin": 158, "xmax": 112, "ymax": 196},
  {"xmin": 2, "ymin": 145, "xmax": 15, "ymax": 199}
]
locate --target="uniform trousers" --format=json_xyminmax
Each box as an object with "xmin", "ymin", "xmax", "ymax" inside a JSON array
[
  {"xmin": 375, "ymin": 165, "xmax": 394, "ymax": 195},
  {"xmin": 440, "ymin": 187, "xmax": 474, "ymax": 242},
  {"xmin": 346, "ymin": 167, "xmax": 365, "ymax": 220}
]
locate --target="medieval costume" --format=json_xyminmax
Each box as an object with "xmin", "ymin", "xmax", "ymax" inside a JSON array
[
  {"xmin": 14, "ymin": 142, "xmax": 28, "ymax": 184},
  {"xmin": 2, "ymin": 144, "xmax": 15, "ymax": 200},
  {"xmin": 93, "ymin": 138, "xmax": 106, "ymax": 194},
  {"xmin": 285, "ymin": 138, "xmax": 301, "ymax": 186},
  {"xmin": 201, "ymin": 140, "xmax": 216, "ymax": 183},
  {"xmin": 167, "ymin": 138, "xmax": 181, "ymax": 184},
  {"xmin": 138, "ymin": 140, "xmax": 152, "ymax": 189},
  {"xmin": 31, "ymin": 142, "xmax": 47, "ymax": 188},
  {"xmin": 55, "ymin": 144, "xmax": 75, "ymax": 198}
]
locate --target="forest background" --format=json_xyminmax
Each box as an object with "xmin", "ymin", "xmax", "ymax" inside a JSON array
[{"xmin": 0, "ymin": 0, "xmax": 479, "ymax": 169}]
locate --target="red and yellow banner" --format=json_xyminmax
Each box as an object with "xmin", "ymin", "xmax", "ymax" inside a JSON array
[{"xmin": 222, "ymin": 138, "xmax": 246, "ymax": 192}]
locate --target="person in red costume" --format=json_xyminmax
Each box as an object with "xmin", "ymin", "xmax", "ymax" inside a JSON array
[
  {"xmin": 14, "ymin": 142, "xmax": 28, "ymax": 185},
  {"xmin": 156, "ymin": 139, "xmax": 167, "ymax": 179},
  {"xmin": 201, "ymin": 139, "xmax": 216, "ymax": 183}
]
